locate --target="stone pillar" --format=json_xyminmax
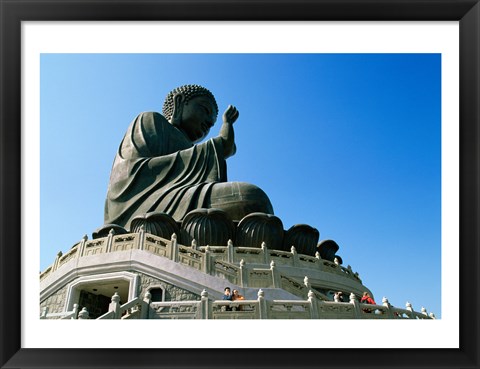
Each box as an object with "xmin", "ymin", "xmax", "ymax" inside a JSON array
[
  {"xmin": 72, "ymin": 303, "xmax": 79, "ymax": 319},
  {"xmin": 137, "ymin": 225, "xmax": 146, "ymax": 250},
  {"xmin": 141, "ymin": 291, "xmax": 152, "ymax": 319},
  {"xmin": 406, "ymin": 302, "xmax": 414, "ymax": 319},
  {"xmin": 270, "ymin": 261, "xmax": 281, "ymax": 288},
  {"xmin": 421, "ymin": 307, "xmax": 428, "ymax": 317},
  {"xmin": 170, "ymin": 233, "xmax": 179, "ymax": 263},
  {"xmin": 109, "ymin": 292, "xmax": 121, "ymax": 319},
  {"xmin": 382, "ymin": 297, "xmax": 394, "ymax": 319},
  {"xmin": 227, "ymin": 239, "xmax": 234, "ymax": 263},
  {"xmin": 77, "ymin": 307, "xmax": 90, "ymax": 319},
  {"xmin": 350, "ymin": 293, "xmax": 362, "ymax": 318},
  {"xmin": 40, "ymin": 306, "xmax": 48, "ymax": 319},
  {"xmin": 77, "ymin": 235, "xmax": 88, "ymax": 258},
  {"xmin": 303, "ymin": 276, "xmax": 311, "ymax": 290},
  {"xmin": 308, "ymin": 290, "xmax": 319, "ymax": 319},
  {"xmin": 106, "ymin": 228, "xmax": 115, "ymax": 253},
  {"xmin": 203, "ymin": 246, "xmax": 212, "ymax": 274},
  {"xmin": 52, "ymin": 251, "xmax": 63, "ymax": 272},
  {"xmin": 257, "ymin": 289, "xmax": 267, "ymax": 319},
  {"xmin": 290, "ymin": 246, "xmax": 298, "ymax": 267},
  {"xmin": 261, "ymin": 242, "xmax": 269, "ymax": 265},
  {"xmin": 239, "ymin": 259, "xmax": 248, "ymax": 287},
  {"xmin": 200, "ymin": 289, "xmax": 210, "ymax": 319}
]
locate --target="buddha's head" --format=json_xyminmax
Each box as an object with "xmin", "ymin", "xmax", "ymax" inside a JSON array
[{"xmin": 163, "ymin": 84, "xmax": 219, "ymax": 143}]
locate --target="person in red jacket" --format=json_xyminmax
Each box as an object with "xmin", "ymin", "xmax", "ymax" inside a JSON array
[{"xmin": 360, "ymin": 292, "xmax": 376, "ymax": 313}]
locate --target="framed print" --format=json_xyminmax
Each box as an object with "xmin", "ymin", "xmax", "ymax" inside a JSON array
[{"xmin": 1, "ymin": 0, "xmax": 479, "ymax": 368}]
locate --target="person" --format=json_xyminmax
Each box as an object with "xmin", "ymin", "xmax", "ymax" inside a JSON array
[
  {"xmin": 222, "ymin": 287, "xmax": 233, "ymax": 311},
  {"xmin": 333, "ymin": 291, "xmax": 344, "ymax": 302},
  {"xmin": 104, "ymin": 84, "xmax": 274, "ymax": 229},
  {"xmin": 360, "ymin": 292, "xmax": 376, "ymax": 313},
  {"xmin": 232, "ymin": 289, "xmax": 245, "ymax": 311}
]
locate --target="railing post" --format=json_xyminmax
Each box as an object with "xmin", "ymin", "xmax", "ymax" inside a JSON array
[
  {"xmin": 270, "ymin": 261, "xmax": 281, "ymax": 288},
  {"xmin": 261, "ymin": 242, "xmax": 269, "ymax": 265},
  {"xmin": 40, "ymin": 306, "xmax": 49, "ymax": 319},
  {"xmin": 308, "ymin": 290, "xmax": 319, "ymax": 319},
  {"xmin": 429, "ymin": 312, "xmax": 436, "ymax": 319},
  {"xmin": 137, "ymin": 225, "xmax": 146, "ymax": 250},
  {"xmin": 382, "ymin": 297, "xmax": 395, "ymax": 319},
  {"xmin": 77, "ymin": 235, "xmax": 88, "ymax": 258},
  {"xmin": 303, "ymin": 276, "xmax": 311, "ymax": 290},
  {"xmin": 72, "ymin": 303, "xmax": 80, "ymax": 319},
  {"xmin": 203, "ymin": 245, "xmax": 212, "ymax": 274},
  {"xmin": 227, "ymin": 239, "xmax": 234, "ymax": 263},
  {"xmin": 406, "ymin": 302, "xmax": 414, "ymax": 319},
  {"xmin": 52, "ymin": 251, "xmax": 63, "ymax": 272},
  {"xmin": 421, "ymin": 307, "xmax": 428, "ymax": 318},
  {"xmin": 315, "ymin": 251, "xmax": 324, "ymax": 271},
  {"xmin": 239, "ymin": 259, "xmax": 248, "ymax": 287},
  {"xmin": 290, "ymin": 246, "xmax": 298, "ymax": 266},
  {"xmin": 106, "ymin": 229, "xmax": 115, "ymax": 253},
  {"xmin": 141, "ymin": 291, "xmax": 151, "ymax": 319},
  {"xmin": 200, "ymin": 289, "xmax": 210, "ymax": 319},
  {"xmin": 170, "ymin": 233, "xmax": 179, "ymax": 262},
  {"xmin": 350, "ymin": 293, "xmax": 362, "ymax": 318},
  {"xmin": 257, "ymin": 289, "xmax": 267, "ymax": 319},
  {"xmin": 77, "ymin": 307, "xmax": 90, "ymax": 319},
  {"xmin": 109, "ymin": 292, "xmax": 121, "ymax": 319}
]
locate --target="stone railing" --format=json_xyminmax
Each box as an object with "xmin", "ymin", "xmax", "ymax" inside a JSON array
[
  {"xmin": 45, "ymin": 290, "xmax": 434, "ymax": 320},
  {"xmin": 40, "ymin": 303, "xmax": 90, "ymax": 320},
  {"xmin": 40, "ymin": 231, "xmax": 362, "ymax": 287}
]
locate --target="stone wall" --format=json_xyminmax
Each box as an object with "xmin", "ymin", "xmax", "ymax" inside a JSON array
[
  {"xmin": 40, "ymin": 284, "xmax": 68, "ymax": 314},
  {"xmin": 135, "ymin": 271, "xmax": 201, "ymax": 302}
]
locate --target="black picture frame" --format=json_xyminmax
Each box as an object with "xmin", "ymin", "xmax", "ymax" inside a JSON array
[{"xmin": 1, "ymin": 1, "xmax": 479, "ymax": 368}]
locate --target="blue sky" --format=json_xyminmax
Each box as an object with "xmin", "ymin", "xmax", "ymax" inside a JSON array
[{"xmin": 40, "ymin": 53, "xmax": 441, "ymax": 317}]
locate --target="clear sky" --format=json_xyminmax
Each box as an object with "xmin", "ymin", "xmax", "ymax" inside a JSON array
[{"xmin": 40, "ymin": 53, "xmax": 441, "ymax": 317}]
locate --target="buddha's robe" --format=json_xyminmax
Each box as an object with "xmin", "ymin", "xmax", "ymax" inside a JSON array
[{"xmin": 104, "ymin": 111, "xmax": 227, "ymax": 228}]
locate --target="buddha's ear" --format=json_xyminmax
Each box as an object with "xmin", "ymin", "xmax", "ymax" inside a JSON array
[{"xmin": 171, "ymin": 93, "xmax": 185, "ymax": 126}]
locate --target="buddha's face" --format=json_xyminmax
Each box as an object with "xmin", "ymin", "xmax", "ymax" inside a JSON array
[{"xmin": 179, "ymin": 95, "xmax": 218, "ymax": 143}]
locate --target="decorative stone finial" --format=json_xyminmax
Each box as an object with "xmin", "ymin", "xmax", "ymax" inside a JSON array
[
  {"xmin": 258, "ymin": 289, "xmax": 264, "ymax": 298},
  {"xmin": 240, "ymin": 259, "xmax": 245, "ymax": 267},
  {"xmin": 78, "ymin": 307, "xmax": 89, "ymax": 319},
  {"xmin": 308, "ymin": 290, "xmax": 315, "ymax": 299},
  {"xmin": 112, "ymin": 292, "xmax": 121, "ymax": 303},
  {"xmin": 82, "ymin": 234, "xmax": 88, "ymax": 241},
  {"xmin": 349, "ymin": 293, "xmax": 357, "ymax": 302},
  {"xmin": 228, "ymin": 239, "xmax": 234, "ymax": 247},
  {"xmin": 303, "ymin": 276, "xmax": 309, "ymax": 287},
  {"xmin": 109, "ymin": 228, "xmax": 115, "ymax": 235},
  {"xmin": 171, "ymin": 233, "xmax": 177, "ymax": 241},
  {"xmin": 270, "ymin": 260, "xmax": 275, "ymax": 268},
  {"xmin": 201, "ymin": 289, "xmax": 208, "ymax": 298}
]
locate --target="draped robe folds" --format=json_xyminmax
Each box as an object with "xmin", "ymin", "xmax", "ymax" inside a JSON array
[{"xmin": 104, "ymin": 111, "xmax": 227, "ymax": 229}]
